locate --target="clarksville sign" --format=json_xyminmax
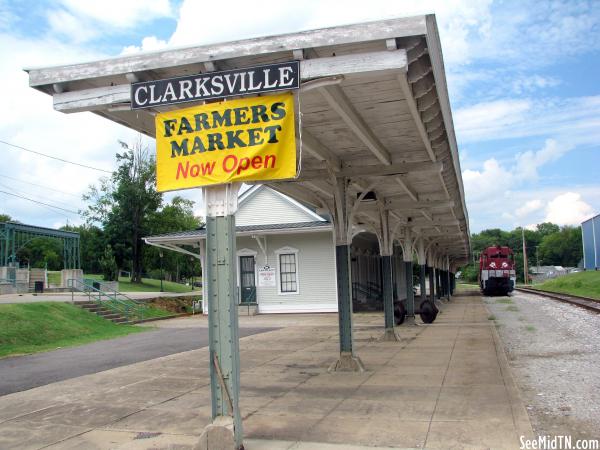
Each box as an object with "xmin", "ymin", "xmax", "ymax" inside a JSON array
[
  {"xmin": 154, "ymin": 92, "xmax": 297, "ymax": 191},
  {"xmin": 138, "ymin": 61, "xmax": 300, "ymax": 190},
  {"xmin": 131, "ymin": 61, "xmax": 300, "ymax": 110}
]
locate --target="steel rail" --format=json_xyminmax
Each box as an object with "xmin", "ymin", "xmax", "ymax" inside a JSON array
[{"xmin": 514, "ymin": 287, "xmax": 600, "ymax": 313}]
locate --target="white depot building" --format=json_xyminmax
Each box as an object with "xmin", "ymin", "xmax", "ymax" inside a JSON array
[{"xmin": 145, "ymin": 184, "xmax": 408, "ymax": 314}]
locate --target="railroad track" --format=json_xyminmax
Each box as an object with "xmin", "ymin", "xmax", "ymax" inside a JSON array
[{"xmin": 514, "ymin": 287, "xmax": 600, "ymax": 313}]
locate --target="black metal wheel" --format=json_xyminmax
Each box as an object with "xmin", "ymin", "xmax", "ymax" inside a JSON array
[
  {"xmin": 394, "ymin": 301, "xmax": 406, "ymax": 325},
  {"xmin": 419, "ymin": 300, "xmax": 438, "ymax": 324}
]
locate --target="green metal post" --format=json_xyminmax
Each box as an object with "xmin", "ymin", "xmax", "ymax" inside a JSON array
[
  {"xmin": 435, "ymin": 268, "xmax": 441, "ymax": 299},
  {"xmin": 429, "ymin": 266, "xmax": 435, "ymax": 302},
  {"xmin": 206, "ymin": 211, "xmax": 242, "ymax": 447},
  {"xmin": 419, "ymin": 264, "xmax": 427, "ymax": 303},
  {"xmin": 382, "ymin": 255, "xmax": 394, "ymax": 331},
  {"xmin": 405, "ymin": 261, "xmax": 414, "ymax": 317},
  {"xmin": 336, "ymin": 244, "xmax": 353, "ymax": 353}
]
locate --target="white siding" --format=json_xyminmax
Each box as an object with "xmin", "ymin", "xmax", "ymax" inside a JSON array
[
  {"xmin": 235, "ymin": 231, "xmax": 337, "ymax": 313},
  {"xmin": 236, "ymin": 188, "xmax": 318, "ymax": 226}
]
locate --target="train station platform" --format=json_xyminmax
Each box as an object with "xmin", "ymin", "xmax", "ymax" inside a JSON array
[{"xmin": 0, "ymin": 293, "xmax": 533, "ymax": 449}]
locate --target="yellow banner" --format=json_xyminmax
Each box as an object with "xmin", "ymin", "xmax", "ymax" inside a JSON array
[{"xmin": 155, "ymin": 92, "xmax": 297, "ymax": 192}]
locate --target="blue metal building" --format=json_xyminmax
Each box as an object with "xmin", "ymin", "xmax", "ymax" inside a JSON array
[{"xmin": 581, "ymin": 214, "xmax": 600, "ymax": 270}]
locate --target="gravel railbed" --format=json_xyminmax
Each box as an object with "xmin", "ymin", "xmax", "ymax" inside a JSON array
[{"xmin": 484, "ymin": 291, "xmax": 600, "ymax": 441}]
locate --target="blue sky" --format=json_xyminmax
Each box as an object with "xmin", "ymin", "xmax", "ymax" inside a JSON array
[{"xmin": 0, "ymin": 0, "xmax": 598, "ymax": 232}]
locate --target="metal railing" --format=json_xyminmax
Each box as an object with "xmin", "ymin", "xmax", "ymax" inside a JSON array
[
  {"xmin": 68, "ymin": 278, "xmax": 147, "ymax": 323},
  {"xmin": 352, "ymin": 281, "xmax": 383, "ymax": 301}
]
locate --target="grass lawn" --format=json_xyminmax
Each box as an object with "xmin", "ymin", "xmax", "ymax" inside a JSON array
[
  {"xmin": 531, "ymin": 271, "xmax": 600, "ymax": 300},
  {"xmin": 0, "ymin": 302, "xmax": 148, "ymax": 358},
  {"xmin": 86, "ymin": 275, "xmax": 199, "ymax": 293}
]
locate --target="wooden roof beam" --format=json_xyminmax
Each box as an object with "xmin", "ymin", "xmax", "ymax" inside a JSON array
[
  {"xmin": 319, "ymin": 84, "xmax": 392, "ymax": 165},
  {"xmin": 299, "ymin": 130, "xmax": 341, "ymax": 172},
  {"xmin": 296, "ymin": 161, "xmax": 441, "ymax": 181},
  {"xmin": 397, "ymin": 73, "xmax": 436, "ymax": 162},
  {"xmin": 395, "ymin": 175, "xmax": 418, "ymax": 201}
]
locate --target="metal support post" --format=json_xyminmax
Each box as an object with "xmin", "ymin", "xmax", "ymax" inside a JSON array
[
  {"xmin": 440, "ymin": 269, "xmax": 446, "ymax": 298},
  {"xmin": 405, "ymin": 261, "xmax": 414, "ymax": 317},
  {"xmin": 446, "ymin": 270, "xmax": 451, "ymax": 300},
  {"xmin": 429, "ymin": 266, "xmax": 435, "ymax": 302},
  {"xmin": 336, "ymin": 244, "xmax": 353, "ymax": 353},
  {"xmin": 329, "ymin": 176, "xmax": 364, "ymax": 371},
  {"xmin": 381, "ymin": 254, "xmax": 398, "ymax": 340},
  {"xmin": 419, "ymin": 264, "xmax": 427, "ymax": 302},
  {"xmin": 435, "ymin": 268, "xmax": 441, "ymax": 299},
  {"xmin": 197, "ymin": 184, "xmax": 243, "ymax": 450}
]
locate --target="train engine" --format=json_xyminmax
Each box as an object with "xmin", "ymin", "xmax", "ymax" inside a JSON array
[{"xmin": 479, "ymin": 245, "xmax": 516, "ymax": 295}]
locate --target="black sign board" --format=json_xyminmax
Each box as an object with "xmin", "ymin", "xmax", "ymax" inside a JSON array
[{"xmin": 131, "ymin": 61, "xmax": 300, "ymax": 110}]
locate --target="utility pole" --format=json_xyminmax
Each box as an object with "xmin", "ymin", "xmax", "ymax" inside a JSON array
[{"xmin": 522, "ymin": 228, "xmax": 529, "ymax": 285}]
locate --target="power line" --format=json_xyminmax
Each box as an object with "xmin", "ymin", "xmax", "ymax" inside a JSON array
[
  {"xmin": 0, "ymin": 181, "xmax": 77, "ymax": 211},
  {"xmin": 0, "ymin": 189, "xmax": 79, "ymax": 215},
  {"xmin": 0, "ymin": 139, "xmax": 113, "ymax": 174},
  {"xmin": 0, "ymin": 173, "xmax": 81, "ymax": 198}
]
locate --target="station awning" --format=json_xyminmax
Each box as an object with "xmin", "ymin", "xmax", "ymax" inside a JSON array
[{"xmin": 26, "ymin": 14, "xmax": 470, "ymax": 266}]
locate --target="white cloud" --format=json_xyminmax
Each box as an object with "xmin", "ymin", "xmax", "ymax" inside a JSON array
[
  {"xmin": 121, "ymin": 36, "xmax": 169, "ymax": 55},
  {"xmin": 47, "ymin": 10, "xmax": 98, "ymax": 44},
  {"xmin": 514, "ymin": 139, "xmax": 574, "ymax": 180},
  {"xmin": 544, "ymin": 192, "xmax": 595, "ymax": 226},
  {"xmin": 512, "ymin": 75, "xmax": 560, "ymax": 94},
  {"xmin": 515, "ymin": 199, "xmax": 543, "ymax": 219},
  {"xmin": 58, "ymin": 0, "xmax": 174, "ymax": 28},
  {"xmin": 454, "ymin": 99, "xmax": 531, "ymax": 142},
  {"xmin": 455, "ymin": 95, "xmax": 600, "ymax": 144},
  {"xmin": 462, "ymin": 158, "xmax": 513, "ymax": 202},
  {"xmin": 47, "ymin": 0, "xmax": 175, "ymax": 43}
]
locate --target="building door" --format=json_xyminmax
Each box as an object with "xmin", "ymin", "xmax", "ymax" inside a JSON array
[{"xmin": 239, "ymin": 256, "xmax": 256, "ymax": 303}]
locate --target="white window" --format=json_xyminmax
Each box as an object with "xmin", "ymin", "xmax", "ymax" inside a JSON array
[{"xmin": 275, "ymin": 246, "xmax": 299, "ymax": 295}]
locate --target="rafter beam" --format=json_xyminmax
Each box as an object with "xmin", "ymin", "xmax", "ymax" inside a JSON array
[
  {"xmin": 299, "ymin": 130, "xmax": 341, "ymax": 171},
  {"xmin": 386, "ymin": 199, "xmax": 454, "ymax": 210},
  {"xmin": 396, "ymin": 175, "xmax": 418, "ymax": 202},
  {"xmin": 295, "ymin": 161, "xmax": 442, "ymax": 181},
  {"xmin": 319, "ymin": 84, "xmax": 392, "ymax": 165},
  {"xmin": 397, "ymin": 73, "xmax": 436, "ymax": 162}
]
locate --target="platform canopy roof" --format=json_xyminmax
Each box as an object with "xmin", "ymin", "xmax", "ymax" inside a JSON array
[{"xmin": 26, "ymin": 14, "xmax": 470, "ymax": 266}]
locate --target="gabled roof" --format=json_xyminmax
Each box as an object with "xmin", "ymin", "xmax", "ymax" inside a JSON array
[
  {"xmin": 237, "ymin": 185, "xmax": 326, "ymax": 223},
  {"xmin": 144, "ymin": 221, "xmax": 331, "ymax": 245}
]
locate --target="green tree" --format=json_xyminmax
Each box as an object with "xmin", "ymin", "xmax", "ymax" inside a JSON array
[
  {"xmin": 538, "ymin": 226, "xmax": 582, "ymax": 267},
  {"xmin": 99, "ymin": 244, "xmax": 118, "ymax": 281},
  {"xmin": 62, "ymin": 224, "xmax": 105, "ymax": 273},
  {"xmin": 536, "ymin": 222, "xmax": 560, "ymax": 237},
  {"xmin": 144, "ymin": 196, "xmax": 203, "ymax": 282},
  {"xmin": 16, "ymin": 237, "xmax": 62, "ymax": 270},
  {"xmin": 0, "ymin": 213, "xmax": 11, "ymax": 222},
  {"xmin": 84, "ymin": 139, "xmax": 162, "ymax": 283}
]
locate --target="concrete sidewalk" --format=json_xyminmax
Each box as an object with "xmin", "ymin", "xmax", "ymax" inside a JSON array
[{"xmin": 0, "ymin": 294, "xmax": 533, "ymax": 449}]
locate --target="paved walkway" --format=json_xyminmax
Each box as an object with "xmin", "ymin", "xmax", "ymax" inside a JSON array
[
  {"xmin": 0, "ymin": 294, "xmax": 533, "ymax": 449},
  {"xmin": 0, "ymin": 324, "xmax": 273, "ymax": 396},
  {"xmin": 0, "ymin": 290, "xmax": 199, "ymax": 304}
]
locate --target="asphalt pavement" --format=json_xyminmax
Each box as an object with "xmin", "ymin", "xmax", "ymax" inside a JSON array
[{"xmin": 0, "ymin": 325, "xmax": 274, "ymax": 395}]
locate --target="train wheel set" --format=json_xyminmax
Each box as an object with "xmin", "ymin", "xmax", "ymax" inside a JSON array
[{"xmin": 393, "ymin": 299, "xmax": 439, "ymax": 325}]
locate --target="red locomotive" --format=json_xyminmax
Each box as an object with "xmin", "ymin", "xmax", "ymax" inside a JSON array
[{"xmin": 479, "ymin": 246, "xmax": 516, "ymax": 295}]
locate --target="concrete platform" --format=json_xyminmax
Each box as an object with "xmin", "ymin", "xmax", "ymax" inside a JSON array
[{"xmin": 0, "ymin": 294, "xmax": 533, "ymax": 449}]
